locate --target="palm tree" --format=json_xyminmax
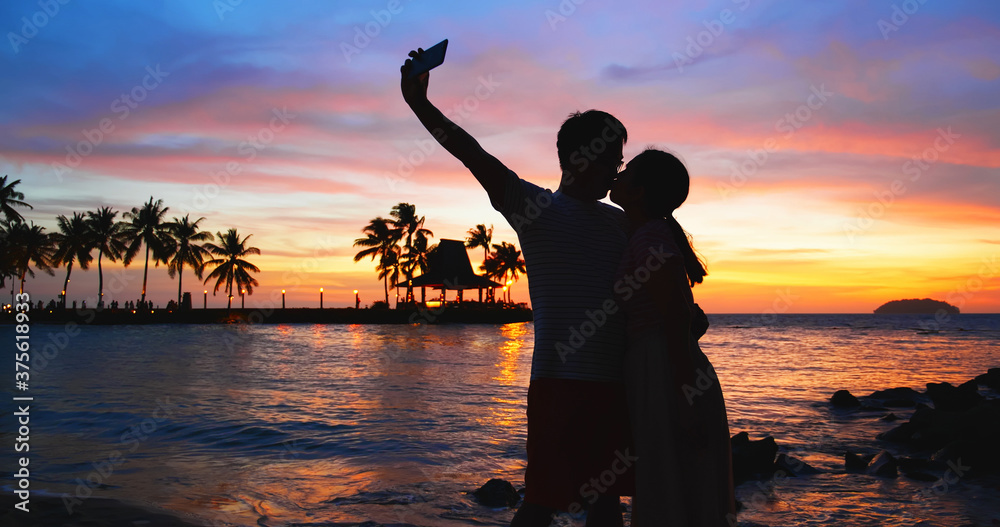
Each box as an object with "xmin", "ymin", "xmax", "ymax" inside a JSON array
[
  {"xmin": 0, "ymin": 175, "xmax": 32, "ymax": 223},
  {"xmin": 405, "ymin": 231, "xmax": 436, "ymax": 276},
  {"xmin": 166, "ymin": 215, "xmax": 214, "ymax": 306},
  {"xmin": 465, "ymin": 224, "xmax": 493, "ymax": 266},
  {"xmin": 7, "ymin": 221, "xmax": 55, "ymax": 295},
  {"xmin": 377, "ymin": 249, "xmax": 402, "ymax": 306},
  {"xmin": 481, "ymin": 242, "xmax": 526, "ymax": 303},
  {"xmin": 0, "ymin": 176, "xmax": 33, "ymax": 302},
  {"xmin": 122, "ymin": 197, "xmax": 176, "ymax": 305},
  {"xmin": 479, "ymin": 251, "xmax": 502, "ymax": 303},
  {"xmin": 389, "ymin": 203, "xmax": 433, "ymax": 303},
  {"xmin": 0, "ymin": 221, "xmax": 16, "ymax": 294},
  {"xmin": 203, "ymin": 229, "xmax": 261, "ymax": 310},
  {"xmin": 353, "ymin": 216, "xmax": 402, "ymax": 305},
  {"xmin": 51, "ymin": 212, "xmax": 95, "ymax": 308},
  {"xmin": 401, "ymin": 230, "xmax": 437, "ymax": 303},
  {"xmin": 87, "ymin": 207, "xmax": 129, "ymax": 307}
]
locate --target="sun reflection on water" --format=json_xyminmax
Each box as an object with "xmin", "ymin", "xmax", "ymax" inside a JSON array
[{"xmin": 493, "ymin": 322, "xmax": 529, "ymax": 386}]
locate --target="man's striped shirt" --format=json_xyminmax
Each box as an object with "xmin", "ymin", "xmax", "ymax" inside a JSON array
[{"xmin": 495, "ymin": 170, "xmax": 628, "ymax": 382}]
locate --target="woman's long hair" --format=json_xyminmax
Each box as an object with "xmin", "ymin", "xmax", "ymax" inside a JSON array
[{"xmin": 630, "ymin": 148, "xmax": 707, "ymax": 286}]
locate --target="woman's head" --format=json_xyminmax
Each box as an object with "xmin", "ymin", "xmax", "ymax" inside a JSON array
[
  {"xmin": 610, "ymin": 148, "xmax": 689, "ymax": 217},
  {"xmin": 612, "ymin": 148, "xmax": 707, "ymax": 286}
]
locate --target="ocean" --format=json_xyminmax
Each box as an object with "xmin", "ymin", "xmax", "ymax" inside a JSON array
[{"xmin": 2, "ymin": 314, "xmax": 999, "ymax": 526}]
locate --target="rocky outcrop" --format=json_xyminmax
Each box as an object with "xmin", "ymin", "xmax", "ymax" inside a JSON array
[
  {"xmin": 830, "ymin": 389, "xmax": 861, "ymax": 408},
  {"xmin": 731, "ymin": 432, "xmax": 779, "ymax": 483},
  {"xmin": 844, "ymin": 452, "xmax": 872, "ymax": 472},
  {"xmin": 775, "ymin": 454, "xmax": 819, "ymax": 476},
  {"xmin": 974, "ymin": 368, "xmax": 1000, "ymax": 391},
  {"xmin": 842, "ymin": 370, "xmax": 1000, "ymax": 479},
  {"xmin": 925, "ymin": 381, "xmax": 983, "ymax": 412},
  {"xmin": 471, "ymin": 479, "xmax": 520, "ymax": 508},
  {"xmin": 865, "ymin": 450, "xmax": 898, "ymax": 478},
  {"xmin": 868, "ymin": 387, "xmax": 923, "ymax": 408},
  {"xmin": 730, "ymin": 433, "xmax": 819, "ymax": 484}
]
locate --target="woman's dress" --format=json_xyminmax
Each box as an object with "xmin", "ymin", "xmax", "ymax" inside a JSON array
[{"xmin": 617, "ymin": 219, "xmax": 736, "ymax": 526}]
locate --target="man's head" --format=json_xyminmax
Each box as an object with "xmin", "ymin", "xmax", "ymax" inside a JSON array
[{"xmin": 556, "ymin": 110, "xmax": 627, "ymax": 201}]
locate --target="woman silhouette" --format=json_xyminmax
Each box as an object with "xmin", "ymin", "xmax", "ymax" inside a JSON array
[{"xmin": 610, "ymin": 149, "xmax": 735, "ymax": 526}]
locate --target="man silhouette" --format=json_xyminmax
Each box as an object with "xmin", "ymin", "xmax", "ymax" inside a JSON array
[{"xmin": 401, "ymin": 47, "xmax": 632, "ymax": 526}]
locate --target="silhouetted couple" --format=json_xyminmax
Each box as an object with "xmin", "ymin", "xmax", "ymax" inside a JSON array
[{"xmin": 401, "ymin": 46, "xmax": 735, "ymax": 526}]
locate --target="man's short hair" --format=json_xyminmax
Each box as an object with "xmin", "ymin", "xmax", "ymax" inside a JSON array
[{"xmin": 556, "ymin": 110, "xmax": 628, "ymax": 171}]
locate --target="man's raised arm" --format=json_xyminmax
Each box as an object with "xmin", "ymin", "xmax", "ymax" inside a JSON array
[{"xmin": 401, "ymin": 48, "xmax": 509, "ymax": 209}]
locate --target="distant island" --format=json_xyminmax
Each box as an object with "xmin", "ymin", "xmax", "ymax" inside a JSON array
[{"xmin": 874, "ymin": 298, "xmax": 959, "ymax": 314}]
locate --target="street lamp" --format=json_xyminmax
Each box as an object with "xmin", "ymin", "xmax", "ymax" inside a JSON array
[
  {"xmin": 203, "ymin": 290, "xmax": 208, "ymax": 309},
  {"xmin": 354, "ymin": 289, "xmax": 360, "ymax": 309},
  {"xmin": 241, "ymin": 289, "xmax": 246, "ymax": 309},
  {"xmin": 282, "ymin": 289, "xmax": 286, "ymax": 309},
  {"xmin": 320, "ymin": 287, "xmax": 324, "ymax": 309}
]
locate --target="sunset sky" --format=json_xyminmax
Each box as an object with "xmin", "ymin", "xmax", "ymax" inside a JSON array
[{"xmin": 2, "ymin": 0, "xmax": 998, "ymax": 312}]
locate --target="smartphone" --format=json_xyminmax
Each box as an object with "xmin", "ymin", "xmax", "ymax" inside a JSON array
[{"xmin": 407, "ymin": 39, "xmax": 448, "ymax": 78}]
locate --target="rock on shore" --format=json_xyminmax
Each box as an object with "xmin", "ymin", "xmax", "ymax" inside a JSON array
[
  {"xmin": 836, "ymin": 369, "xmax": 1000, "ymax": 479},
  {"xmin": 730, "ymin": 432, "xmax": 818, "ymax": 484},
  {"xmin": 471, "ymin": 478, "xmax": 520, "ymax": 508},
  {"xmin": 830, "ymin": 389, "xmax": 861, "ymax": 407}
]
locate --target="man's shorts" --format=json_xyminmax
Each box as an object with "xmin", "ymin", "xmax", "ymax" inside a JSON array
[{"xmin": 522, "ymin": 377, "xmax": 636, "ymax": 512}]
